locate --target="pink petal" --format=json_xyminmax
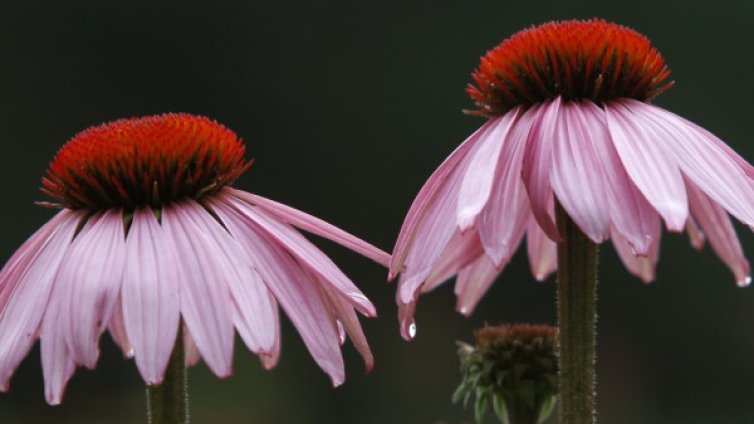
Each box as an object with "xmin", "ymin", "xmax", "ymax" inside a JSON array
[
  {"xmin": 228, "ymin": 188, "xmax": 390, "ymax": 267},
  {"xmin": 216, "ymin": 195, "xmax": 375, "ymax": 317},
  {"xmin": 550, "ymin": 101, "xmax": 610, "ymax": 242},
  {"xmin": 522, "ymin": 99, "xmax": 561, "ymax": 240},
  {"xmin": 0, "ymin": 211, "xmax": 72, "ymax": 315},
  {"xmin": 0, "ymin": 211, "xmax": 80, "ymax": 392},
  {"xmin": 40, "ymin": 279, "xmax": 76, "ymax": 405},
  {"xmin": 422, "ymin": 230, "xmax": 483, "ymax": 293},
  {"xmin": 108, "ymin": 296, "xmax": 132, "ymax": 358},
  {"xmin": 212, "ymin": 203, "xmax": 345, "ymax": 385},
  {"xmin": 576, "ymin": 101, "xmax": 660, "ymax": 253},
  {"xmin": 397, "ymin": 300, "xmax": 418, "ymax": 341},
  {"xmin": 454, "ymin": 255, "xmax": 501, "ymax": 316},
  {"xmin": 526, "ymin": 217, "xmax": 557, "ymax": 281},
  {"xmin": 457, "ymin": 108, "xmax": 520, "ymax": 231},
  {"xmin": 604, "ymin": 100, "xmax": 688, "ymax": 231},
  {"xmin": 322, "ymin": 290, "xmax": 373, "ymax": 372},
  {"xmin": 192, "ymin": 201, "xmax": 277, "ymax": 355},
  {"xmin": 258, "ymin": 305, "xmax": 281, "ymax": 370},
  {"xmin": 58, "ymin": 210, "xmax": 126, "ymax": 368},
  {"xmin": 184, "ymin": 327, "xmax": 200, "ymax": 367},
  {"xmin": 626, "ymin": 100, "xmax": 754, "ymax": 227},
  {"xmin": 611, "ymin": 228, "xmax": 659, "ymax": 283},
  {"xmin": 686, "ymin": 216, "xmax": 706, "ymax": 251},
  {"xmin": 686, "ymin": 180, "xmax": 751, "ymax": 286},
  {"xmin": 390, "ymin": 119, "xmax": 498, "ymax": 277},
  {"xmin": 162, "ymin": 202, "xmax": 235, "ymax": 378},
  {"xmin": 479, "ymin": 105, "xmax": 538, "ymax": 265},
  {"xmin": 121, "ymin": 208, "xmax": 181, "ymax": 385}
]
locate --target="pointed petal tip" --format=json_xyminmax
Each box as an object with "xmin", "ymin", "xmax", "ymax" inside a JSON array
[
  {"xmin": 400, "ymin": 321, "xmax": 417, "ymax": 341},
  {"xmin": 737, "ymin": 276, "xmax": 752, "ymax": 288}
]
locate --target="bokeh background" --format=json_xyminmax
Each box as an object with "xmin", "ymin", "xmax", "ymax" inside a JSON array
[{"xmin": 1, "ymin": 1, "xmax": 753, "ymax": 423}]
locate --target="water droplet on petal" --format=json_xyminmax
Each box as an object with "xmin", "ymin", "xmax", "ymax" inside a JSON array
[
  {"xmin": 408, "ymin": 322, "xmax": 417, "ymax": 339},
  {"xmin": 459, "ymin": 306, "xmax": 469, "ymax": 316},
  {"xmin": 737, "ymin": 276, "xmax": 752, "ymax": 288},
  {"xmin": 126, "ymin": 348, "xmax": 135, "ymax": 358}
]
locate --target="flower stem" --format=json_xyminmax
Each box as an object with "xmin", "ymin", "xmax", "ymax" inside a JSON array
[
  {"xmin": 146, "ymin": 327, "xmax": 189, "ymax": 424},
  {"xmin": 555, "ymin": 203, "xmax": 598, "ymax": 424}
]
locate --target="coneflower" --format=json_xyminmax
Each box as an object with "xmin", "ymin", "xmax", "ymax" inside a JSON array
[
  {"xmin": 390, "ymin": 19, "xmax": 754, "ymax": 423},
  {"xmin": 0, "ymin": 114, "xmax": 389, "ymax": 421}
]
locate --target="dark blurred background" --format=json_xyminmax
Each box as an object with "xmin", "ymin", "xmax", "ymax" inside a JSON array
[{"xmin": 1, "ymin": 1, "xmax": 753, "ymax": 423}]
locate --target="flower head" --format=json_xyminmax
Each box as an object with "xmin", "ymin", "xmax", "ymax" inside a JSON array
[
  {"xmin": 391, "ymin": 19, "xmax": 754, "ymax": 339},
  {"xmin": 0, "ymin": 113, "xmax": 389, "ymax": 404},
  {"xmin": 454, "ymin": 324, "xmax": 558, "ymax": 424}
]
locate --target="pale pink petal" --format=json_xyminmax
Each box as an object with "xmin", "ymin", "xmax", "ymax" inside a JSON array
[
  {"xmin": 216, "ymin": 195, "xmax": 375, "ymax": 317},
  {"xmin": 457, "ymin": 108, "xmax": 520, "ymax": 230},
  {"xmin": 479, "ymin": 105, "xmax": 538, "ymax": 265},
  {"xmin": 40, "ymin": 278, "xmax": 76, "ymax": 405},
  {"xmin": 227, "ymin": 188, "xmax": 390, "ymax": 267},
  {"xmin": 390, "ymin": 119, "xmax": 498, "ymax": 277},
  {"xmin": 522, "ymin": 98, "xmax": 561, "ymax": 240},
  {"xmin": 686, "ymin": 180, "xmax": 751, "ymax": 286},
  {"xmin": 212, "ymin": 203, "xmax": 344, "ymax": 385},
  {"xmin": 258, "ymin": 304, "xmax": 281, "ymax": 370},
  {"xmin": 0, "ymin": 211, "xmax": 80, "ymax": 392},
  {"xmin": 0, "ymin": 211, "xmax": 72, "ymax": 314},
  {"xmin": 455, "ymin": 255, "xmax": 501, "ymax": 316},
  {"xmin": 626, "ymin": 99, "xmax": 754, "ymax": 227},
  {"xmin": 577, "ymin": 101, "xmax": 660, "ymax": 254},
  {"xmin": 121, "ymin": 208, "xmax": 181, "ymax": 385},
  {"xmin": 58, "ymin": 210, "xmax": 125, "ymax": 368},
  {"xmin": 162, "ymin": 202, "xmax": 235, "ymax": 378},
  {"xmin": 191, "ymin": 201, "xmax": 277, "ymax": 355},
  {"xmin": 422, "ymin": 230, "xmax": 483, "ymax": 293},
  {"xmin": 686, "ymin": 216, "xmax": 706, "ymax": 251},
  {"xmin": 108, "ymin": 296, "xmax": 132, "ymax": 358},
  {"xmin": 604, "ymin": 100, "xmax": 688, "ymax": 231},
  {"xmin": 550, "ymin": 101, "xmax": 610, "ymax": 242},
  {"xmin": 526, "ymin": 217, "xmax": 557, "ymax": 281},
  {"xmin": 322, "ymin": 289, "xmax": 373, "ymax": 372},
  {"xmin": 397, "ymin": 300, "xmax": 418, "ymax": 341},
  {"xmin": 184, "ymin": 327, "xmax": 200, "ymax": 367},
  {"xmin": 611, "ymin": 228, "xmax": 659, "ymax": 283}
]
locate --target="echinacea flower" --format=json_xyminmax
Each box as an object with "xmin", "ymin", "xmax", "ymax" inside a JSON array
[
  {"xmin": 391, "ymin": 19, "xmax": 754, "ymax": 339},
  {"xmin": 0, "ymin": 113, "xmax": 389, "ymax": 404}
]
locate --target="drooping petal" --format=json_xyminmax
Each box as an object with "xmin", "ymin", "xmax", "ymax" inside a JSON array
[
  {"xmin": 457, "ymin": 108, "xmax": 520, "ymax": 230},
  {"xmin": 422, "ymin": 230, "xmax": 484, "ymax": 293},
  {"xmin": 526, "ymin": 217, "xmax": 557, "ymax": 281},
  {"xmin": 212, "ymin": 203, "xmax": 345, "ymax": 385},
  {"xmin": 605, "ymin": 100, "xmax": 688, "ymax": 231},
  {"xmin": 550, "ymin": 101, "xmax": 610, "ymax": 242},
  {"xmin": 183, "ymin": 327, "xmax": 200, "ymax": 367},
  {"xmin": 397, "ymin": 300, "xmax": 418, "ymax": 341},
  {"xmin": 685, "ymin": 180, "xmax": 751, "ymax": 286},
  {"xmin": 390, "ymin": 119, "xmax": 498, "ymax": 277},
  {"xmin": 227, "ymin": 188, "xmax": 390, "ymax": 267},
  {"xmin": 611, "ymin": 228, "xmax": 659, "ymax": 283},
  {"xmin": 321, "ymin": 289, "xmax": 373, "ymax": 372},
  {"xmin": 0, "ymin": 211, "xmax": 80, "ymax": 392},
  {"xmin": 577, "ymin": 101, "xmax": 660, "ymax": 254},
  {"xmin": 0, "ymin": 210, "xmax": 73, "ymax": 315},
  {"xmin": 40, "ymin": 277, "xmax": 76, "ymax": 405},
  {"xmin": 108, "ymin": 296, "xmax": 132, "ymax": 358},
  {"xmin": 121, "ymin": 208, "xmax": 181, "ymax": 385},
  {"xmin": 479, "ymin": 105, "xmax": 538, "ymax": 265},
  {"xmin": 193, "ymin": 200, "xmax": 277, "ymax": 355},
  {"xmin": 216, "ymin": 195, "xmax": 375, "ymax": 317},
  {"xmin": 162, "ymin": 202, "xmax": 235, "ymax": 378},
  {"xmin": 58, "ymin": 210, "xmax": 126, "ymax": 368},
  {"xmin": 686, "ymin": 216, "xmax": 706, "ymax": 251},
  {"xmin": 454, "ymin": 255, "xmax": 501, "ymax": 316},
  {"xmin": 522, "ymin": 98, "xmax": 562, "ymax": 240},
  {"xmin": 626, "ymin": 99, "xmax": 754, "ymax": 227}
]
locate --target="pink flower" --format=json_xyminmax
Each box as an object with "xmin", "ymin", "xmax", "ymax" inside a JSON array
[
  {"xmin": 391, "ymin": 19, "xmax": 754, "ymax": 340},
  {"xmin": 0, "ymin": 114, "xmax": 389, "ymax": 404}
]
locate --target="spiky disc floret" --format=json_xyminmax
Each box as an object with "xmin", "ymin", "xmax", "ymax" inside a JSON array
[
  {"xmin": 42, "ymin": 113, "xmax": 251, "ymax": 210},
  {"xmin": 468, "ymin": 19, "xmax": 673, "ymax": 116}
]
